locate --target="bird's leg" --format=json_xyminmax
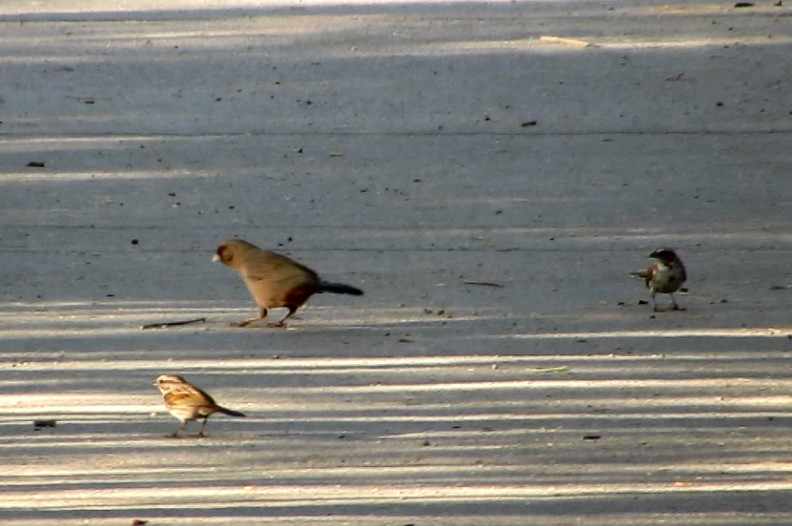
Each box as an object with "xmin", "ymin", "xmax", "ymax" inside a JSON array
[
  {"xmin": 169, "ymin": 420, "xmax": 187, "ymax": 438},
  {"xmin": 237, "ymin": 307, "xmax": 268, "ymax": 327},
  {"xmin": 269, "ymin": 306, "xmax": 298, "ymax": 328},
  {"xmin": 669, "ymin": 294, "xmax": 685, "ymax": 311},
  {"xmin": 650, "ymin": 290, "xmax": 659, "ymax": 312},
  {"xmin": 196, "ymin": 417, "xmax": 209, "ymax": 438}
]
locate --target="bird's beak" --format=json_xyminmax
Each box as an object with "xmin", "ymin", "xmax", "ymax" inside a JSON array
[{"xmin": 212, "ymin": 253, "xmax": 220, "ymax": 262}]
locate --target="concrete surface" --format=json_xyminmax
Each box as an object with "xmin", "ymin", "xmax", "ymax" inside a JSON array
[{"xmin": 1, "ymin": 0, "xmax": 791, "ymax": 524}]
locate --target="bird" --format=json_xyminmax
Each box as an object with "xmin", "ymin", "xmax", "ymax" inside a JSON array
[
  {"xmin": 153, "ymin": 374, "xmax": 246, "ymax": 437},
  {"xmin": 630, "ymin": 248, "xmax": 687, "ymax": 312},
  {"xmin": 213, "ymin": 238, "xmax": 363, "ymax": 327}
]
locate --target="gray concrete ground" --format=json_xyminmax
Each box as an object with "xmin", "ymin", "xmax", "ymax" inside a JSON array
[{"xmin": 1, "ymin": 0, "xmax": 791, "ymax": 524}]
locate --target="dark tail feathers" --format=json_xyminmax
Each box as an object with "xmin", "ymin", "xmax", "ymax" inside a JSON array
[
  {"xmin": 218, "ymin": 406, "xmax": 246, "ymax": 418},
  {"xmin": 319, "ymin": 281, "xmax": 364, "ymax": 296}
]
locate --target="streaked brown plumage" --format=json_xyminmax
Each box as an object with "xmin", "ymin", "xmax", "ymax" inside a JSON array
[
  {"xmin": 213, "ymin": 238, "xmax": 363, "ymax": 327},
  {"xmin": 153, "ymin": 374, "xmax": 245, "ymax": 437},
  {"xmin": 630, "ymin": 248, "xmax": 687, "ymax": 312}
]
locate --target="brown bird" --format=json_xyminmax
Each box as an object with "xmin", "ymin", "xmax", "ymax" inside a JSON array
[
  {"xmin": 630, "ymin": 248, "xmax": 687, "ymax": 312},
  {"xmin": 153, "ymin": 374, "xmax": 246, "ymax": 437},
  {"xmin": 213, "ymin": 238, "xmax": 363, "ymax": 327}
]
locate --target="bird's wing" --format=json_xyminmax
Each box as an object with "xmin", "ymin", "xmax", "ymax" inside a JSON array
[
  {"xmin": 165, "ymin": 383, "xmax": 216, "ymax": 408},
  {"xmin": 243, "ymin": 251, "xmax": 318, "ymax": 283}
]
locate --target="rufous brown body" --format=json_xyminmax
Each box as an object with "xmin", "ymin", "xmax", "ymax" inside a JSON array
[{"xmin": 213, "ymin": 239, "xmax": 363, "ymax": 327}]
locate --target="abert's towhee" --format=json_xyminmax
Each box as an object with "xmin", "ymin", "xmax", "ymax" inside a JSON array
[{"xmin": 213, "ymin": 239, "xmax": 363, "ymax": 327}]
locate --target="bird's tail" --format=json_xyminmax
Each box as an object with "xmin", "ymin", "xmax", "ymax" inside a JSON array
[
  {"xmin": 218, "ymin": 406, "xmax": 246, "ymax": 418},
  {"xmin": 630, "ymin": 270, "xmax": 648, "ymax": 279},
  {"xmin": 319, "ymin": 281, "xmax": 364, "ymax": 296}
]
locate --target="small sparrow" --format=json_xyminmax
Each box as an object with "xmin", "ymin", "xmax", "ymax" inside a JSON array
[
  {"xmin": 213, "ymin": 238, "xmax": 363, "ymax": 327},
  {"xmin": 630, "ymin": 248, "xmax": 687, "ymax": 312},
  {"xmin": 153, "ymin": 374, "xmax": 246, "ymax": 437}
]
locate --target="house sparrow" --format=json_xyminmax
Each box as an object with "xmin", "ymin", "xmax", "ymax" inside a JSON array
[
  {"xmin": 153, "ymin": 374, "xmax": 246, "ymax": 437},
  {"xmin": 213, "ymin": 239, "xmax": 363, "ymax": 327},
  {"xmin": 630, "ymin": 248, "xmax": 687, "ymax": 312}
]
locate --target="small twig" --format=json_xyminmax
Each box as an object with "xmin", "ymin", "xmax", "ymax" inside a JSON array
[
  {"xmin": 140, "ymin": 317, "xmax": 207, "ymax": 330},
  {"xmin": 463, "ymin": 280, "xmax": 505, "ymax": 288}
]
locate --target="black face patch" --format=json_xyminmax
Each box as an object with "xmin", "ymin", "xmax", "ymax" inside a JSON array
[{"xmin": 217, "ymin": 245, "xmax": 232, "ymax": 263}]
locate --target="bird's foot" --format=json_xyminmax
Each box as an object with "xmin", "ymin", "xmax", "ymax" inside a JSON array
[{"xmin": 235, "ymin": 318, "xmax": 262, "ymax": 328}]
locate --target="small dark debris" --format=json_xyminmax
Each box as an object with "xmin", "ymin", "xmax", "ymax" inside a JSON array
[
  {"xmin": 733, "ymin": 1, "xmax": 754, "ymax": 6},
  {"xmin": 34, "ymin": 419, "xmax": 57, "ymax": 429},
  {"xmin": 27, "ymin": 161, "xmax": 46, "ymax": 168},
  {"xmin": 338, "ymin": 434, "xmax": 345, "ymax": 439},
  {"xmin": 422, "ymin": 440, "xmax": 431, "ymax": 446},
  {"xmin": 638, "ymin": 300, "xmax": 649, "ymax": 305},
  {"xmin": 131, "ymin": 239, "xmax": 139, "ymax": 245},
  {"xmin": 583, "ymin": 434, "xmax": 601, "ymax": 440},
  {"xmin": 131, "ymin": 520, "xmax": 148, "ymax": 526},
  {"xmin": 716, "ymin": 101, "xmax": 724, "ymax": 107},
  {"xmin": 398, "ymin": 338, "xmax": 413, "ymax": 343},
  {"xmin": 617, "ymin": 301, "xmax": 626, "ymax": 306},
  {"xmin": 521, "ymin": 120, "xmax": 538, "ymax": 127}
]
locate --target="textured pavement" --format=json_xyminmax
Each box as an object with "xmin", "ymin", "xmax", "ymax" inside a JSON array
[{"xmin": 1, "ymin": 1, "xmax": 792, "ymax": 524}]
